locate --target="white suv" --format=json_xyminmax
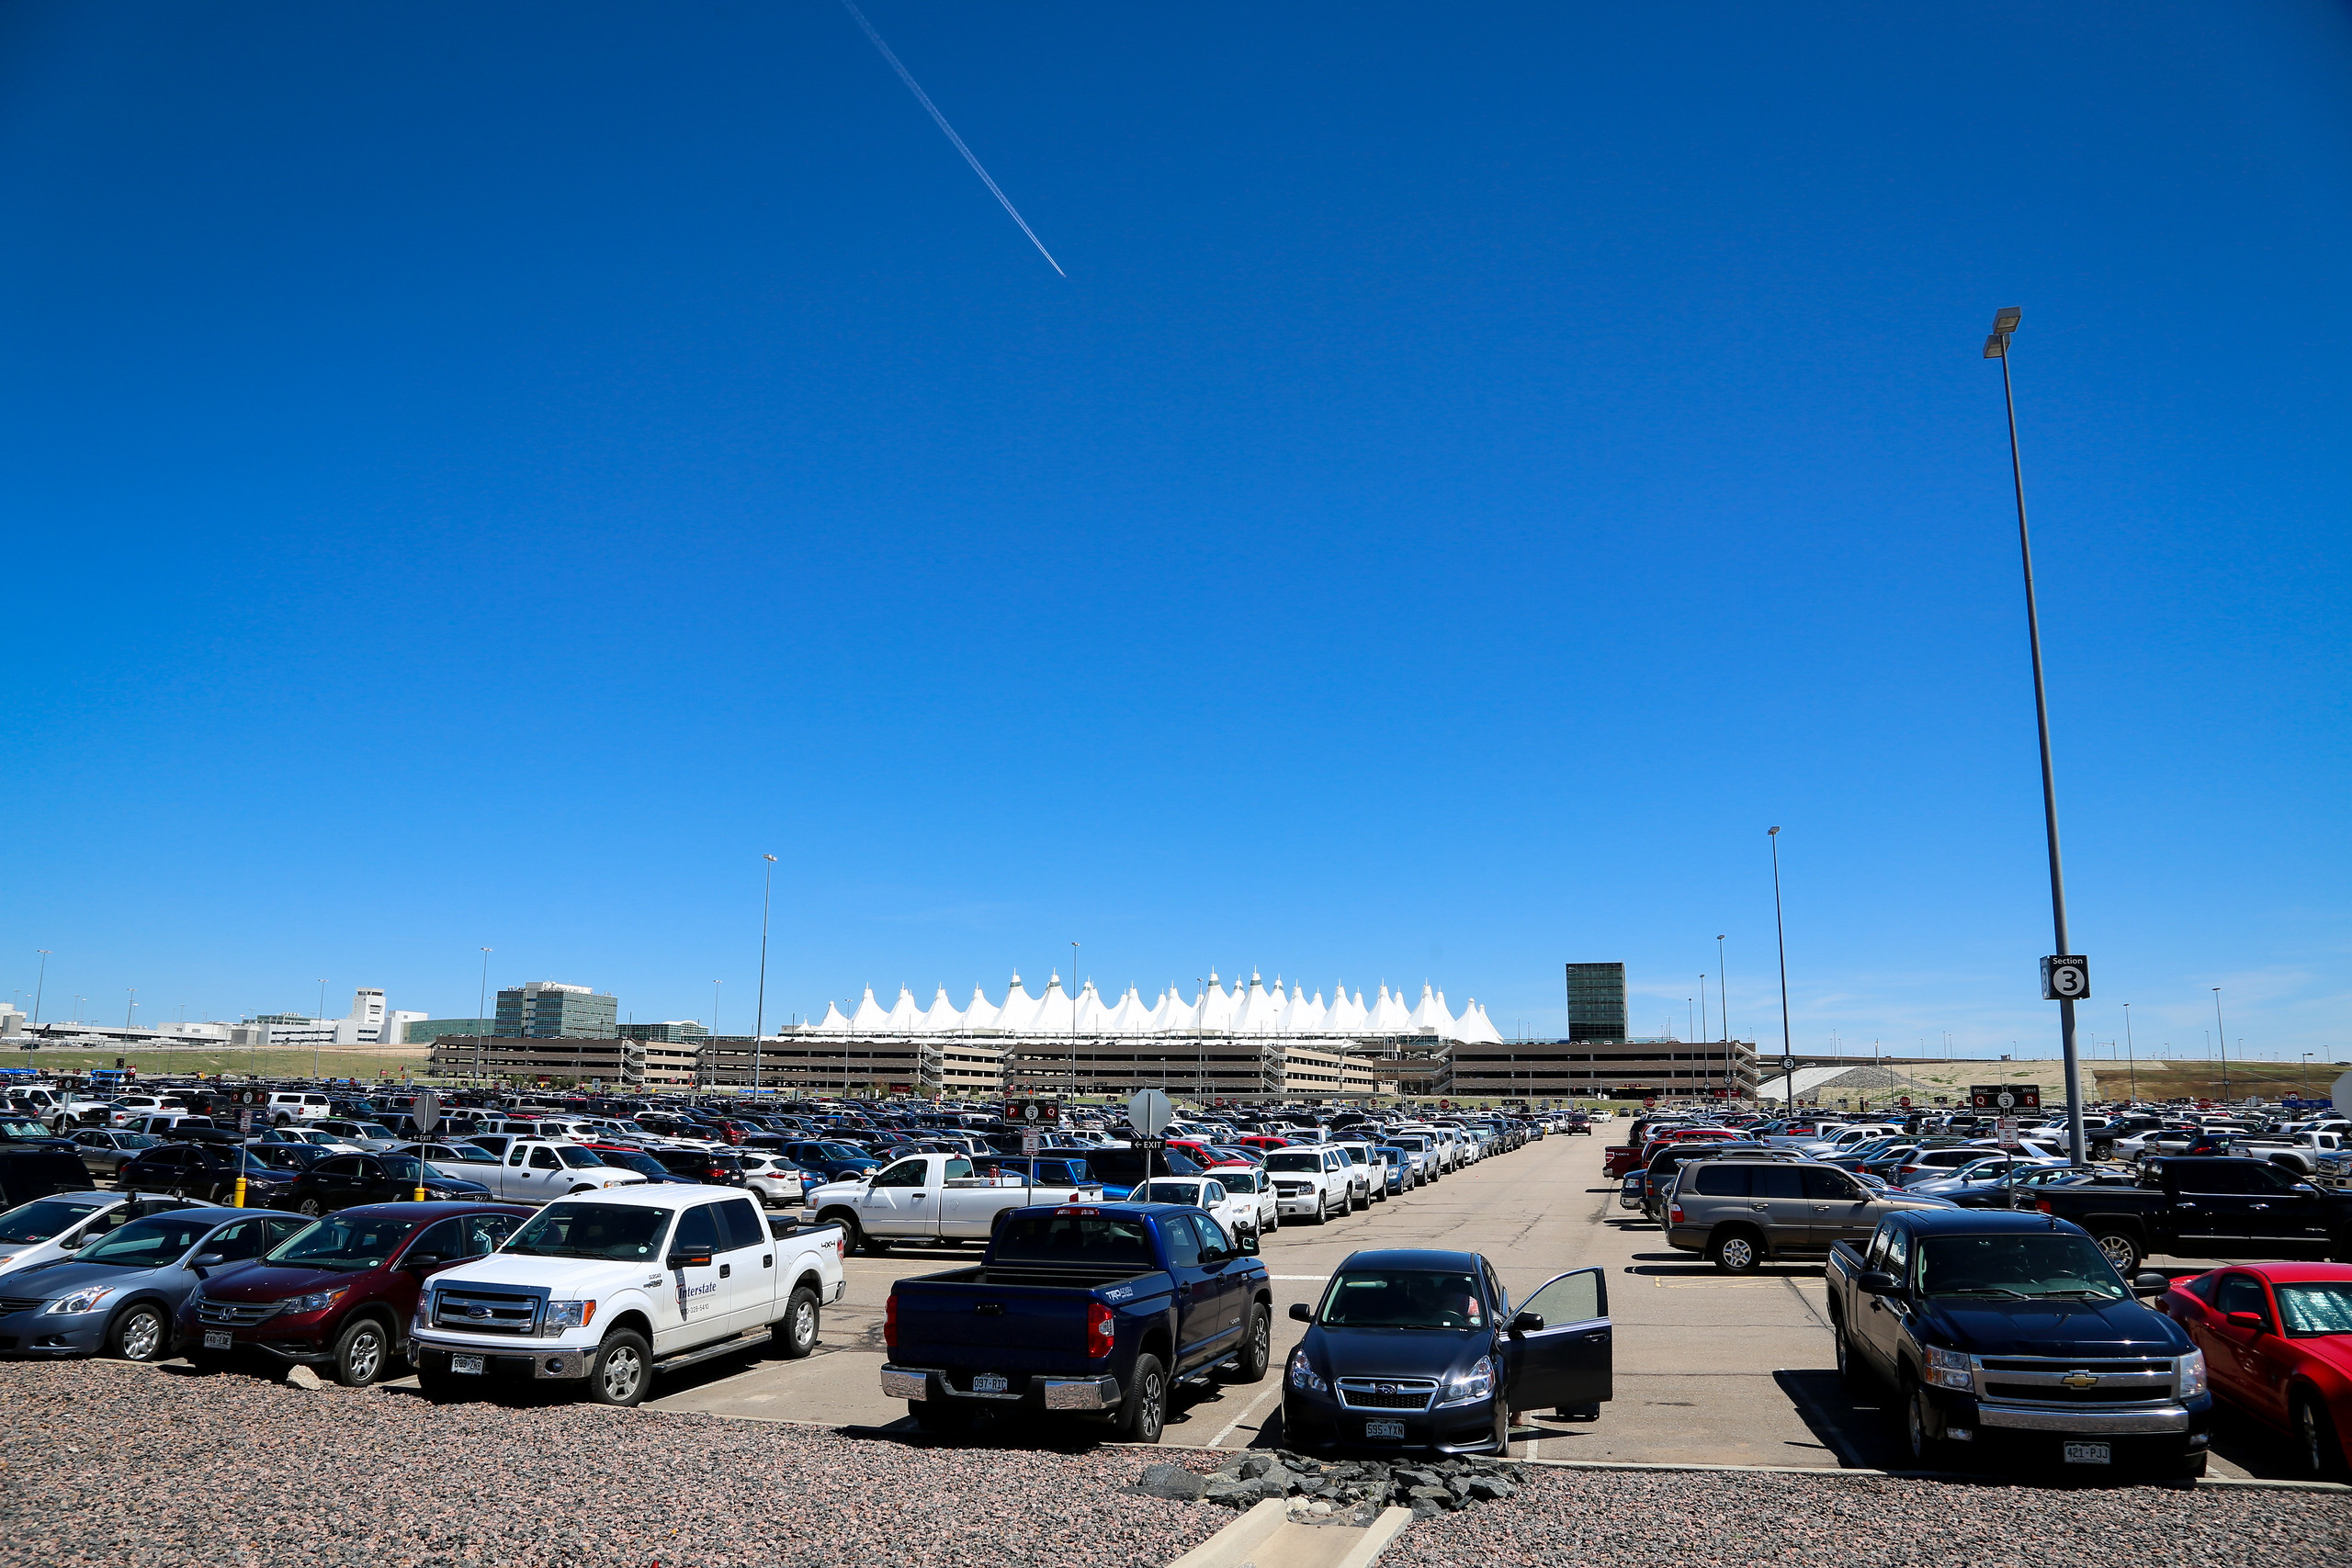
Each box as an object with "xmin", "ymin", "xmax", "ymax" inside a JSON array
[{"xmin": 1261, "ymin": 1145, "xmax": 1354, "ymax": 1224}]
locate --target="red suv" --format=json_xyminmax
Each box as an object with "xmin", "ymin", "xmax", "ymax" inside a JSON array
[{"xmin": 179, "ymin": 1201, "xmax": 531, "ymax": 1386}]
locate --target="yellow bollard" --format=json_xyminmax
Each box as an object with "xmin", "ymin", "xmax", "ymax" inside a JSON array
[{"xmin": 233, "ymin": 1175, "xmax": 247, "ymax": 1208}]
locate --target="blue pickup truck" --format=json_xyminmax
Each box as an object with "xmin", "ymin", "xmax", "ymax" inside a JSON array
[{"xmin": 881, "ymin": 1201, "xmax": 1273, "ymax": 1442}]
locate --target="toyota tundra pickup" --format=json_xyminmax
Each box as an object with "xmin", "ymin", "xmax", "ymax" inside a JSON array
[
  {"xmin": 1826, "ymin": 1208, "xmax": 2211, "ymax": 1477},
  {"xmin": 408, "ymin": 1184, "xmax": 846, "ymax": 1406},
  {"xmin": 802, "ymin": 1152, "xmax": 1101, "ymax": 1255},
  {"xmin": 880, "ymin": 1201, "xmax": 1272, "ymax": 1442}
]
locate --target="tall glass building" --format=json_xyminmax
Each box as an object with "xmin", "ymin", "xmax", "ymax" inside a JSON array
[
  {"xmin": 495, "ymin": 982, "xmax": 618, "ymax": 1039},
  {"xmin": 1565, "ymin": 963, "xmax": 1628, "ymax": 1043}
]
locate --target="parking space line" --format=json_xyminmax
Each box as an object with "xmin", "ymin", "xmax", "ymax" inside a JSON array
[{"xmin": 1208, "ymin": 1382, "xmax": 1284, "ymax": 1448}]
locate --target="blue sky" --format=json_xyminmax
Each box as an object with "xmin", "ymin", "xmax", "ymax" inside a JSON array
[{"xmin": 4, "ymin": 3, "xmax": 2346, "ymax": 1062}]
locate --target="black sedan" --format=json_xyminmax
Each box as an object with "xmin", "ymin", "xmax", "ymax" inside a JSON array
[
  {"xmin": 269, "ymin": 1153, "xmax": 492, "ymax": 1215},
  {"xmin": 117, "ymin": 1144, "xmax": 299, "ymax": 1207},
  {"xmin": 1281, "ymin": 1247, "xmax": 1613, "ymax": 1454}
]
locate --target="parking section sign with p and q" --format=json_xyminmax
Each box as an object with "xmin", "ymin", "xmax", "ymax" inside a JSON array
[{"xmin": 2041, "ymin": 954, "xmax": 2089, "ymax": 1001}]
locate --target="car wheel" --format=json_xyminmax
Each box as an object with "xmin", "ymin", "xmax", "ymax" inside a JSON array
[
  {"xmin": 2088, "ymin": 1229, "xmax": 2143, "ymax": 1274},
  {"xmin": 332, "ymin": 1317, "xmax": 389, "ymax": 1388},
  {"xmin": 910, "ymin": 1398, "xmax": 972, "ymax": 1432},
  {"xmin": 298, "ymin": 1198, "xmax": 324, "ymax": 1217},
  {"xmin": 774, "ymin": 1286, "xmax": 820, "ymax": 1360},
  {"xmin": 588, "ymin": 1329, "xmax": 651, "ymax": 1407},
  {"xmin": 109, "ymin": 1302, "xmax": 168, "ymax": 1363},
  {"xmin": 1310, "ymin": 1194, "xmax": 1329, "ymax": 1225},
  {"xmin": 2091, "ymin": 1140, "xmax": 2114, "ymax": 1161},
  {"xmin": 1220, "ymin": 1303, "xmax": 1272, "ymax": 1382},
  {"xmin": 1900, "ymin": 1376, "xmax": 1951, "ymax": 1469},
  {"xmin": 1710, "ymin": 1228, "xmax": 1762, "ymax": 1275},
  {"xmin": 2294, "ymin": 1392, "xmax": 2346, "ymax": 1480},
  {"xmin": 1117, "ymin": 1353, "xmax": 1168, "ymax": 1443},
  {"xmin": 1835, "ymin": 1316, "xmax": 1869, "ymax": 1393}
]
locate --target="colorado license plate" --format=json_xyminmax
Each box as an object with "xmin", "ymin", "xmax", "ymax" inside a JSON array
[
  {"xmin": 451, "ymin": 1354, "xmax": 486, "ymax": 1375},
  {"xmin": 1364, "ymin": 1419, "xmax": 1406, "ymax": 1440},
  {"xmin": 201, "ymin": 1331, "xmax": 232, "ymax": 1350},
  {"xmin": 971, "ymin": 1373, "xmax": 1010, "ymax": 1393},
  {"xmin": 2062, "ymin": 1441, "xmax": 2110, "ymax": 1465}
]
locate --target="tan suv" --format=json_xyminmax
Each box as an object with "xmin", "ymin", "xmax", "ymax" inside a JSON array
[{"xmin": 1665, "ymin": 1158, "xmax": 1946, "ymax": 1274}]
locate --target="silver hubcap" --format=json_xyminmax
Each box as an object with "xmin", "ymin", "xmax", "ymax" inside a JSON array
[
  {"xmin": 1722, "ymin": 1238, "xmax": 1754, "ymax": 1269},
  {"xmin": 2096, "ymin": 1235, "xmax": 2134, "ymax": 1269},
  {"xmin": 121, "ymin": 1312, "xmax": 160, "ymax": 1360},
  {"xmin": 348, "ymin": 1330, "xmax": 381, "ymax": 1382},
  {"xmin": 300, "ymin": 1201, "xmax": 322, "ymax": 1215},
  {"xmin": 1252, "ymin": 1316, "xmax": 1269, "ymax": 1369},
  {"xmin": 793, "ymin": 1302, "xmax": 816, "ymax": 1348},
  {"xmin": 602, "ymin": 1347, "xmax": 642, "ymax": 1401},
  {"xmin": 1137, "ymin": 1373, "xmax": 1163, "ymax": 1434}
]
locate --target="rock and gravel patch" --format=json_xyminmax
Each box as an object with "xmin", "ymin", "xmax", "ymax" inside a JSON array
[
  {"xmin": 1133, "ymin": 1450, "xmax": 1525, "ymax": 1523},
  {"xmin": 0, "ymin": 1360, "xmax": 1227, "ymax": 1568},
  {"xmin": 1378, "ymin": 1464, "xmax": 2352, "ymax": 1568}
]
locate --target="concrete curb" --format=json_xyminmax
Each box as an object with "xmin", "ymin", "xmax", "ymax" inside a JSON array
[
  {"xmin": 1161, "ymin": 1498, "xmax": 1287, "ymax": 1568},
  {"xmin": 1330, "ymin": 1506, "xmax": 1415, "ymax": 1568}
]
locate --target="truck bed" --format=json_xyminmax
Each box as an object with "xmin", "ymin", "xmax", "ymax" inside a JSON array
[
  {"xmin": 894, "ymin": 1262, "xmax": 1173, "ymax": 1373},
  {"xmin": 901, "ymin": 1263, "xmax": 1159, "ymax": 1292}
]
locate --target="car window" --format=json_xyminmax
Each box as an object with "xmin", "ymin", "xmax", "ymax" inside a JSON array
[
  {"xmin": 1520, "ymin": 1269, "xmax": 1603, "ymax": 1327},
  {"xmin": 1749, "ymin": 1166, "xmax": 1805, "ymax": 1199},
  {"xmin": 409, "ymin": 1216, "xmax": 473, "ymax": 1261},
  {"xmin": 1803, "ymin": 1167, "xmax": 1861, "ymax": 1201},
  {"xmin": 202, "ymin": 1218, "xmax": 277, "ymax": 1261},
  {"xmin": 2214, "ymin": 1274, "xmax": 2271, "ymax": 1325},
  {"xmin": 872, "ymin": 1159, "xmax": 926, "ymax": 1190},
  {"xmin": 1691, "ymin": 1164, "xmax": 1751, "ymax": 1197},
  {"xmin": 0, "ymin": 1196, "xmax": 116, "ymax": 1244},
  {"xmin": 673, "ymin": 1204, "xmax": 722, "ymax": 1257},
  {"xmin": 1159, "ymin": 1217, "xmax": 1202, "ymax": 1268},
  {"xmin": 1191, "ymin": 1213, "xmax": 1232, "ymax": 1257},
  {"xmin": 78, "ymin": 1212, "xmax": 227, "ymax": 1267},
  {"xmin": 528, "ymin": 1147, "xmax": 560, "ymax": 1170},
  {"xmin": 716, "ymin": 1199, "xmax": 766, "ymax": 1252}
]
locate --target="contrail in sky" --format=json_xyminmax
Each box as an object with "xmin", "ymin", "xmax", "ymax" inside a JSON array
[{"xmin": 837, "ymin": 0, "xmax": 1067, "ymax": 277}]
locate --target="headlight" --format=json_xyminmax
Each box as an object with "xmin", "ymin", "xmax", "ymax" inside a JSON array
[
  {"xmin": 1286, "ymin": 1348, "xmax": 1327, "ymax": 1393},
  {"xmin": 1441, "ymin": 1355, "xmax": 1496, "ymax": 1406},
  {"xmin": 545, "ymin": 1299, "xmax": 597, "ymax": 1334},
  {"xmin": 2177, "ymin": 1348, "xmax": 2208, "ymax": 1398},
  {"xmin": 282, "ymin": 1288, "xmax": 348, "ymax": 1315},
  {"xmin": 1925, "ymin": 1344, "xmax": 1974, "ymax": 1392},
  {"xmin": 43, "ymin": 1286, "xmax": 115, "ymax": 1315}
]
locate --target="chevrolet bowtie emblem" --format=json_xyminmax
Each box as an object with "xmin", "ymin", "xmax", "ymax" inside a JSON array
[{"xmin": 2060, "ymin": 1371, "xmax": 2098, "ymax": 1389}]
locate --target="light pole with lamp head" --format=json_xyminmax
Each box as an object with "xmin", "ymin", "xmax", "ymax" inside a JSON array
[
  {"xmin": 32, "ymin": 952, "xmax": 49, "ymax": 1025},
  {"xmin": 2212, "ymin": 987, "xmax": 2230, "ymax": 1102},
  {"xmin": 1769, "ymin": 828, "xmax": 1795, "ymax": 1111},
  {"xmin": 1069, "ymin": 942, "xmax": 1080, "ymax": 1100},
  {"xmin": 1984, "ymin": 307, "xmax": 2087, "ymax": 1165},
  {"xmin": 754, "ymin": 853, "xmax": 777, "ymax": 1096}
]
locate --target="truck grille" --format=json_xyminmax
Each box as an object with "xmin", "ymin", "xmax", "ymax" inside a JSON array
[
  {"xmin": 432, "ymin": 1287, "xmax": 541, "ymax": 1336},
  {"xmin": 1337, "ymin": 1378, "xmax": 1437, "ymax": 1411},
  {"xmin": 1975, "ymin": 1354, "xmax": 2174, "ymax": 1405},
  {"xmin": 196, "ymin": 1300, "xmax": 282, "ymax": 1327}
]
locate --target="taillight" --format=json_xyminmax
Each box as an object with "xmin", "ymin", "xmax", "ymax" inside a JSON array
[
  {"xmin": 1669, "ymin": 1203, "xmax": 1685, "ymax": 1224},
  {"xmin": 885, "ymin": 1294, "xmax": 899, "ymax": 1352},
  {"xmin": 2036, "ymin": 1200, "xmax": 2054, "ymax": 1214},
  {"xmin": 1087, "ymin": 1302, "xmax": 1115, "ymax": 1359}
]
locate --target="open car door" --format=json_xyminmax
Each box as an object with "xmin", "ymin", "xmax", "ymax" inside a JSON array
[{"xmin": 1503, "ymin": 1267, "xmax": 1612, "ymax": 1416}]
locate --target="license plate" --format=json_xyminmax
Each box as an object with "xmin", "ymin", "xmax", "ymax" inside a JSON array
[
  {"xmin": 971, "ymin": 1373, "xmax": 1009, "ymax": 1393},
  {"xmin": 202, "ymin": 1330, "xmax": 232, "ymax": 1350},
  {"xmin": 2063, "ymin": 1441, "xmax": 2110, "ymax": 1465},
  {"xmin": 1364, "ymin": 1419, "xmax": 1406, "ymax": 1440},
  {"xmin": 451, "ymin": 1354, "xmax": 486, "ymax": 1375}
]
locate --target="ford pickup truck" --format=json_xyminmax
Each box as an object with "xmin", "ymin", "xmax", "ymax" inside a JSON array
[
  {"xmin": 880, "ymin": 1201, "xmax": 1272, "ymax": 1442},
  {"xmin": 1825, "ymin": 1208, "xmax": 2211, "ymax": 1476},
  {"xmin": 2030, "ymin": 1156, "xmax": 2352, "ymax": 1274},
  {"xmin": 408, "ymin": 1184, "xmax": 846, "ymax": 1406},
  {"xmin": 803, "ymin": 1152, "xmax": 1102, "ymax": 1255}
]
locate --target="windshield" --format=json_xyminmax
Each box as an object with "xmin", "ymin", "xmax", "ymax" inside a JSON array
[
  {"xmin": 77, "ymin": 1213, "xmax": 222, "ymax": 1268},
  {"xmin": 435, "ymin": 1145, "xmax": 495, "ymax": 1163},
  {"xmin": 2276, "ymin": 1283, "xmax": 2352, "ymax": 1337},
  {"xmin": 264, "ymin": 1213, "xmax": 423, "ymax": 1271},
  {"xmin": 1218, "ymin": 1171, "xmax": 1259, "ymax": 1192},
  {"xmin": 1917, "ymin": 1234, "xmax": 2127, "ymax": 1301},
  {"xmin": 0, "ymin": 1196, "xmax": 113, "ymax": 1244},
  {"xmin": 990, "ymin": 1212, "xmax": 1153, "ymax": 1268},
  {"xmin": 352, "ymin": 1122, "xmax": 394, "ymax": 1139},
  {"xmin": 598, "ymin": 1151, "xmax": 670, "ymax": 1177},
  {"xmin": 556, "ymin": 1146, "xmax": 605, "ymax": 1168},
  {"xmin": 1318, "ymin": 1269, "xmax": 1487, "ymax": 1330},
  {"xmin": 1265, "ymin": 1152, "xmax": 1322, "ymax": 1173},
  {"xmin": 504, "ymin": 1202, "xmax": 671, "ymax": 1260},
  {"xmin": 1136, "ymin": 1182, "xmax": 1204, "ymax": 1205},
  {"xmin": 0, "ymin": 1117, "xmax": 51, "ymax": 1137}
]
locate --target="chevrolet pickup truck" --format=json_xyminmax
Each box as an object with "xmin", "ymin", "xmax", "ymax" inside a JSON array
[
  {"xmin": 1826, "ymin": 1208, "xmax": 2211, "ymax": 1476},
  {"xmin": 408, "ymin": 1184, "xmax": 847, "ymax": 1406},
  {"xmin": 880, "ymin": 1201, "xmax": 1272, "ymax": 1442},
  {"xmin": 2030, "ymin": 1156, "xmax": 2352, "ymax": 1274},
  {"xmin": 803, "ymin": 1152, "xmax": 1102, "ymax": 1255}
]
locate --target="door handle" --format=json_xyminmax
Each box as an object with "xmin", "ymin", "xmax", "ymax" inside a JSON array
[
  {"xmin": 763, "ymin": 1254, "xmax": 774, "ymax": 1267},
  {"xmin": 2250, "ymin": 1204, "xmax": 2268, "ymax": 1212},
  {"xmin": 1581, "ymin": 1331, "xmax": 1608, "ymax": 1343},
  {"xmin": 719, "ymin": 1263, "xmax": 732, "ymax": 1279}
]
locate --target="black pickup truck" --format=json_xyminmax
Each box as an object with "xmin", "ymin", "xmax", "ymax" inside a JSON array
[
  {"xmin": 1825, "ymin": 1208, "xmax": 2211, "ymax": 1477},
  {"xmin": 2029, "ymin": 1156, "xmax": 2352, "ymax": 1274},
  {"xmin": 881, "ymin": 1201, "xmax": 1272, "ymax": 1442}
]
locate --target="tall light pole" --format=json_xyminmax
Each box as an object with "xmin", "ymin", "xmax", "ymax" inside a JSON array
[
  {"xmin": 476, "ymin": 947, "xmax": 492, "ymax": 1088},
  {"xmin": 754, "ymin": 852, "xmax": 777, "ymax": 1096},
  {"xmin": 1699, "ymin": 976, "xmax": 1709, "ymax": 1098},
  {"xmin": 1769, "ymin": 827, "xmax": 1794, "ymax": 1111},
  {"xmin": 31, "ymin": 952, "xmax": 49, "ymax": 1025},
  {"xmin": 1717, "ymin": 934, "xmax": 1730, "ymax": 1099},
  {"xmin": 1069, "ymin": 942, "xmax": 1080, "ymax": 1100},
  {"xmin": 2212, "ymin": 987, "xmax": 2230, "ymax": 1102},
  {"xmin": 1984, "ymin": 307, "xmax": 2087, "ymax": 1164},
  {"xmin": 2122, "ymin": 1001, "xmax": 2138, "ymax": 1106}
]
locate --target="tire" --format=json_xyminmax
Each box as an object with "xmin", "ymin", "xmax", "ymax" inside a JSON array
[
  {"xmin": 587, "ymin": 1328, "xmax": 651, "ymax": 1407},
  {"xmin": 1117, "ymin": 1353, "xmax": 1168, "ymax": 1443},
  {"xmin": 2091, "ymin": 1141, "xmax": 2114, "ymax": 1161},
  {"xmin": 910, "ymin": 1399, "xmax": 972, "ymax": 1432},
  {"xmin": 774, "ymin": 1286, "xmax": 820, "ymax": 1359},
  {"xmin": 1220, "ymin": 1303, "xmax": 1272, "ymax": 1382},
  {"xmin": 109, "ymin": 1302, "xmax": 168, "ymax": 1363},
  {"xmin": 1899, "ymin": 1376, "xmax": 1950, "ymax": 1470},
  {"xmin": 2088, "ymin": 1229, "xmax": 2143, "ymax": 1275},
  {"xmin": 2294, "ymin": 1391, "xmax": 2346, "ymax": 1481},
  {"xmin": 1835, "ymin": 1316, "xmax": 1870, "ymax": 1393},
  {"xmin": 331, "ymin": 1317, "xmax": 390, "ymax": 1388},
  {"xmin": 823, "ymin": 1210, "xmax": 875, "ymax": 1256},
  {"xmin": 297, "ymin": 1198, "xmax": 324, "ymax": 1217},
  {"xmin": 1710, "ymin": 1228, "xmax": 1763, "ymax": 1275}
]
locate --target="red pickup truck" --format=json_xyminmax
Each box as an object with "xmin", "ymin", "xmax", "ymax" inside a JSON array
[{"xmin": 1604, "ymin": 1123, "xmax": 1740, "ymax": 1179}]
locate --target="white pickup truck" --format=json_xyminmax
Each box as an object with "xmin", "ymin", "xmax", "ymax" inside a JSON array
[
  {"xmin": 802, "ymin": 1152, "xmax": 1102, "ymax": 1254},
  {"xmin": 464, "ymin": 1135, "xmax": 647, "ymax": 1203},
  {"xmin": 409, "ymin": 1185, "xmax": 847, "ymax": 1406}
]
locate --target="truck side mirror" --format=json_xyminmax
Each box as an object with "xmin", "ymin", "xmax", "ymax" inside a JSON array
[
  {"xmin": 1510, "ymin": 1310, "xmax": 1545, "ymax": 1332},
  {"xmin": 1236, "ymin": 1230, "xmax": 1260, "ymax": 1256},
  {"xmin": 1857, "ymin": 1269, "xmax": 1901, "ymax": 1296},
  {"xmin": 2131, "ymin": 1271, "xmax": 2170, "ymax": 1296},
  {"xmin": 668, "ymin": 1252, "xmax": 712, "ymax": 1269},
  {"xmin": 1288, "ymin": 1302, "xmax": 1313, "ymax": 1322}
]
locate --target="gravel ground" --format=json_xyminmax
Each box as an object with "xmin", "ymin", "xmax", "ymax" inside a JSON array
[
  {"xmin": 0, "ymin": 1361, "xmax": 1226, "ymax": 1568},
  {"xmin": 1381, "ymin": 1465, "xmax": 2352, "ymax": 1568}
]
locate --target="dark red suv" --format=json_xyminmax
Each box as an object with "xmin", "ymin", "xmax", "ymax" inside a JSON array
[{"xmin": 178, "ymin": 1201, "xmax": 532, "ymax": 1386}]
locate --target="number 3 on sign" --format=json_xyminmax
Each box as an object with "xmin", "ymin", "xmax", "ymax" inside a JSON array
[{"xmin": 2041, "ymin": 955, "xmax": 2090, "ymax": 1001}]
